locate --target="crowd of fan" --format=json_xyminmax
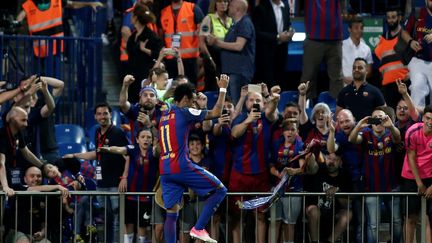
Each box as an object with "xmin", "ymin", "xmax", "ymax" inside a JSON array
[{"xmin": 1, "ymin": 0, "xmax": 432, "ymax": 242}]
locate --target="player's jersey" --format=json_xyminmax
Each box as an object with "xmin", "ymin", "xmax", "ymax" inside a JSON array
[{"xmin": 158, "ymin": 105, "xmax": 207, "ymax": 175}]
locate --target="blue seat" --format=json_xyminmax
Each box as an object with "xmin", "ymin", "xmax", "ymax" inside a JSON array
[
  {"xmin": 204, "ymin": 91, "xmax": 219, "ymax": 109},
  {"xmin": 87, "ymin": 124, "xmax": 99, "ymax": 151},
  {"xmin": 111, "ymin": 109, "xmax": 122, "ymax": 126},
  {"xmin": 317, "ymin": 91, "xmax": 337, "ymax": 113},
  {"xmin": 84, "ymin": 109, "xmax": 97, "ymax": 131},
  {"xmin": 55, "ymin": 124, "xmax": 86, "ymax": 144},
  {"xmin": 278, "ymin": 91, "xmax": 299, "ymax": 111},
  {"xmin": 58, "ymin": 142, "xmax": 87, "ymax": 157}
]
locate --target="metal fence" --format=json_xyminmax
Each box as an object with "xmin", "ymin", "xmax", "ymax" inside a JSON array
[
  {"xmin": 0, "ymin": 191, "xmax": 427, "ymax": 243},
  {"xmin": 0, "ymin": 35, "xmax": 103, "ymax": 126}
]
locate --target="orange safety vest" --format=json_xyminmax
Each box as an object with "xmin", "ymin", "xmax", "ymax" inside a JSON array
[
  {"xmin": 160, "ymin": 2, "xmax": 200, "ymax": 59},
  {"xmin": 120, "ymin": 6, "xmax": 159, "ymax": 62},
  {"xmin": 374, "ymin": 35, "xmax": 409, "ymax": 86},
  {"xmin": 22, "ymin": 0, "xmax": 64, "ymax": 58},
  {"xmin": 120, "ymin": 38, "xmax": 128, "ymax": 62}
]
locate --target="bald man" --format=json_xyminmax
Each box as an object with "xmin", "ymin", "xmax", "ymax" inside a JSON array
[
  {"xmin": 230, "ymin": 91, "xmax": 279, "ymax": 243},
  {"xmin": 0, "ymin": 107, "xmax": 44, "ymax": 196},
  {"xmin": 5, "ymin": 166, "xmax": 68, "ymax": 243},
  {"xmin": 206, "ymin": 0, "xmax": 256, "ymax": 104}
]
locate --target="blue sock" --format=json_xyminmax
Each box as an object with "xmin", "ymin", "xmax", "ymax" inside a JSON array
[
  {"xmin": 195, "ymin": 186, "xmax": 227, "ymax": 230},
  {"xmin": 164, "ymin": 212, "xmax": 178, "ymax": 243}
]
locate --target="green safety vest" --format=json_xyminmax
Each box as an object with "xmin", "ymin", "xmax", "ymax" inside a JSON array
[{"xmin": 208, "ymin": 13, "xmax": 233, "ymax": 40}]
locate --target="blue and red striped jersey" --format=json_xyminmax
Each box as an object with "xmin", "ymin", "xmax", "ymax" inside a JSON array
[
  {"xmin": 125, "ymin": 102, "xmax": 165, "ymax": 143},
  {"xmin": 271, "ymin": 135, "xmax": 304, "ymax": 192},
  {"xmin": 158, "ymin": 105, "xmax": 207, "ymax": 175},
  {"xmin": 305, "ymin": 0, "xmax": 343, "ymax": 40},
  {"xmin": 360, "ymin": 127, "xmax": 398, "ymax": 192},
  {"xmin": 126, "ymin": 144, "xmax": 158, "ymax": 201},
  {"xmin": 231, "ymin": 112, "xmax": 273, "ymax": 174},
  {"xmin": 208, "ymin": 122, "xmax": 232, "ymax": 180},
  {"xmin": 405, "ymin": 7, "xmax": 432, "ymax": 61}
]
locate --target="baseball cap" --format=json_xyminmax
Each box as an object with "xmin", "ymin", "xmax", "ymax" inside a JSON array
[{"xmin": 139, "ymin": 86, "xmax": 158, "ymax": 98}]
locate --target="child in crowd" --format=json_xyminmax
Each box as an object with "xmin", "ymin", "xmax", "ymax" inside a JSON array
[
  {"xmin": 269, "ymin": 119, "xmax": 305, "ymax": 243},
  {"xmin": 180, "ymin": 133, "xmax": 210, "ymax": 243},
  {"xmin": 98, "ymin": 127, "xmax": 161, "ymax": 243}
]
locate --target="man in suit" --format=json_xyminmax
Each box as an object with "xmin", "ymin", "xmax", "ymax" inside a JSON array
[{"xmin": 253, "ymin": 0, "xmax": 293, "ymax": 89}]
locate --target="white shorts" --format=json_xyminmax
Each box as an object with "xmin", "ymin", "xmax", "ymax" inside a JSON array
[{"xmin": 408, "ymin": 57, "xmax": 432, "ymax": 108}]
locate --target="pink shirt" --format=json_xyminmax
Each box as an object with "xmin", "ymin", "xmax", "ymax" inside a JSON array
[{"xmin": 402, "ymin": 123, "xmax": 432, "ymax": 179}]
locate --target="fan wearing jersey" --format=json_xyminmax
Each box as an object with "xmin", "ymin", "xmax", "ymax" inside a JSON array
[{"xmin": 98, "ymin": 127, "xmax": 160, "ymax": 243}]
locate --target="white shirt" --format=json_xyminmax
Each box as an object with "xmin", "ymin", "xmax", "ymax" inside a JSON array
[
  {"xmin": 270, "ymin": 0, "xmax": 284, "ymax": 34},
  {"xmin": 342, "ymin": 37, "xmax": 374, "ymax": 79}
]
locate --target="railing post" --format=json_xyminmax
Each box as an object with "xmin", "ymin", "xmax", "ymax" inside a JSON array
[
  {"xmin": 269, "ymin": 202, "xmax": 276, "ymax": 243},
  {"xmin": 119, "ymin": 193, "xmax": 125, "ymax": 243},
  {"xmin": 421, "ymin": 197, "xmax": 427, "ymax": 243}
]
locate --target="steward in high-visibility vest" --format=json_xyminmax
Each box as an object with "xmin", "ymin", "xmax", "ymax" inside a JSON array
[
  {"xmin": 160, "ymin": 1, "xmax": 200, "ymax": 59},
  {"xmin": 208, "ymin": 13, "xmax": 232, "ymax": 40},
  {"xmin": 375, "ymin": 34, "xmax": 409, "ymax": 86},
  {"xmin": 22, "ymin": 0, "xmax": 64, "ymax": 58}
]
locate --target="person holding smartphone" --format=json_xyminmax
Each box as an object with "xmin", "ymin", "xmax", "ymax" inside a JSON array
[
  {"xmin": 229, "ymin": 90, "xmax": 279, "ymax": 243},
  {"xmin": 348, "ymin": 106, "xmax": 402, "ymax": 243}
]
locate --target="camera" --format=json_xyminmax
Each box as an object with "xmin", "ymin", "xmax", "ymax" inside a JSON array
[
  {"xmin": 252, "ymin": 103, "xmax": 260, "ymax": 112},
  {"xmin": 367, "ymin": 117, "xmax": 382, "ymax": 125}
]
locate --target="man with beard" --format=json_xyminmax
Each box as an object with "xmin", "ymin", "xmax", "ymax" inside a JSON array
[
  {"xmin": 336, "ymin": 57, "xmax": 386, "ymax": 121},
  {"xmin": 0, "ymin": 107, "xmax": 45, "ymax": 196},
  {"xmin": 401, "ymin": 0, "xmax": 432, "ymax": 110},
  {"xmin": 119, "ymin": 75, "xmax": 164, "ymax": 143},
  {"xmin": 303, "ymin": 152, "xmax": 352, "ymax": 243},
  {"xmin": 374, "ymin": 7, "xmax": 410, "ymax": 109},
  {"xmin": 65, "ymin": 103, "xmax": 129, "ymax": 243}
]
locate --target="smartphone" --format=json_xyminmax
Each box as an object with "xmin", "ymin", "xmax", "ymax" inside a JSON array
[
  {"xmin": 292, "ymin": 32, "xmax": 306, "ymax": 42},
  {"xmin": 222, "ymin": 108, "xmax": 229, "ymax": 116},
  {"xmin": 367, "ymin": 117, "xmax": 382, "ymax": 125},
  {"xmin": 248, "ymin": 84, "xmax": 261, "ymax": 94},
  {"xmin": 140, "ymin": 107, "xmax": 149, "ymax": 115},
  {"xmin": 252, "ymin": 103, "xmax": 260, "ymax": 112},
  {"xmin": 35, "ymin": 75, "xmax": 41, "ymax": 83},
  {"xmin": 164, "ymin": 48, "xmax": 177, "ymax": 56}
]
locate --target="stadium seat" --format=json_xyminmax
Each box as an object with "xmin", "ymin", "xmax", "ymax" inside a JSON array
[
  {"xmin": 87, "ymin": 124, "xmax": 99, "ymax": 151},
  {"xmin": 55, "ymin": 124, "xmax": 86, "ymax": 145},
  {"xmin": 84, "ymin": 109, "xmax": 97, "ymax": 131},
  {"xmin": 58, "ymin": 142, "xmax": 87, "ymax": 157},
  {"xmin": 278, "ymin": 91, "xmax": 299, "ymax": 111},
  {"xmin": 317, "ymin": 91, "xmax": 337, "ymax": 113},
  {"xmin": 111, "ymin": 109, "xmax": 122, "ymax": 126},
  {"xmin": 204, "ymin": 91, "xmax": 219, "ymax": 109}
]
